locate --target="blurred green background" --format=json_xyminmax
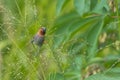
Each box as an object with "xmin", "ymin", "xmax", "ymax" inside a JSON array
[{"xmin": 0, "ymin": 0, "xmax": 120, "ymax": 80}]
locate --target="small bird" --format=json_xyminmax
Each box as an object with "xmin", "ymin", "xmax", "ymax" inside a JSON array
[
  {"xmin": 31, "ymin": 27, "xmax": 46, "ymax": 46},
  {"xmin": 31, "ymin": 27, "xmax": 46, "ymax": 56}
]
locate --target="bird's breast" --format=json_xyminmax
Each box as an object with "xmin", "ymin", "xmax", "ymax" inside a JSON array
[{"xmin": 34, "ymin": 35, "xmax": 44, "ymax": 46}]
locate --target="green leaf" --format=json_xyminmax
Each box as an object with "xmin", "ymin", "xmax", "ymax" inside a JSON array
[
  {"xmin": 52, "ymin": 13, "xmax": 100, "ymax": 50},
  {"xmin": 64, "ymin": 71, "xmax": 81, "ymax": 80},
  {"xmin": 56, "ymin": 0, "xmax": 66, "ymax": 16},
  {"xmin": 93, "ymin": 0, "xmax": 110, "ymax": 14},
  {"xmin": 74, "ymin": 0, "xmax": 85, "ymax": 16},
  {"xmin": 74, "ymin": 0, "xmax": 91, "ymax": 16},
  {"xmin": 104, "ymin": 55, "xmax": 120, "ymax": 61},
  {"xmin": 87, "ymin": 19, "xmax": 104, "ymax": 59},
  {"xmin": 84, "ymin": 0, "xmax": 91, "ymax": 13},
  {"xmin": 47, "ymin": 73, "xmax": 65, "ymax": 80},
  {"xmin": 52, "ymin": 12, "xmax": 80, "ymax": 49},
  {"xmin": 54, "ymin": 11, "xmax": 79, "ymax": 26},
  {"xmin": 90, "ymin": 0, "xmax": 98, "ymax": 10},
  {"xmin": 85, "ymin": 73, "xmax": 120, "ymax": 80},
  {"xmin": 106, "ymin": 67, "xmax": 120, "ymax": 74}
]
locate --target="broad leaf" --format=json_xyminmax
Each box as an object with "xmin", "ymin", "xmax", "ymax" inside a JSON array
[
  {"xmin": 85, "ymin": 73, "xmax": 120, "ymax": 80},
  {"xmin": 93, "ymin": 0, "xmax": 110, "ymax": 14},
  {"xmin": 56, "ymin": 0, "xmax": 67, "ymax": 16},
  {"xmin": 74, "ymin": 0, "xmax": 85, "ymax": 16},
  {"xmin": 87, "ymin": 19, "xmax": 104, "ymax": 59}
]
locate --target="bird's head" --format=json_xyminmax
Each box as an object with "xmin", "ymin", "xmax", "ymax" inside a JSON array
[{"xmin": 38, "ymin": 27, "xmax": 46, "ymax": 36}]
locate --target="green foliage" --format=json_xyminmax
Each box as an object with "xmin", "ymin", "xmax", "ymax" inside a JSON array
[
  {"xmin": 0, "ymin": 0, "xmax": 120, "ymax": 80},
  {"xmin": 85, "ymin": 68, "xmax": 120, "ymax": 80},
  {"xmin": 74, "ymin": 0, "xmax": 90, "ymax": 16}
]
